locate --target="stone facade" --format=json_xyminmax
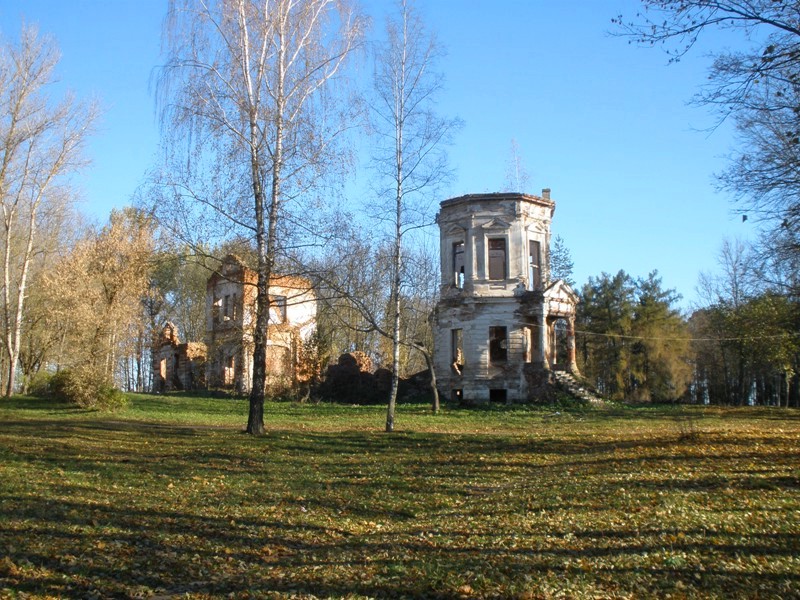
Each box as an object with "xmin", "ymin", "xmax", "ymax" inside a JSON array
[
  {"xmin": 205, "ymin": 255, "xmax": 317, "ymax": 393},
  {"xmin": 433, "ymin": 191, "xmax": 579, "ymax": 404},
  {"xmin": 152, "ymin": 322, "xmax": 207, "ymax": 392}
]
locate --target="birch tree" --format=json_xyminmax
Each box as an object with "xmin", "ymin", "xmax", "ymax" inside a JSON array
[
  {"xmin": 158, "ymin": 0, "xmax": 365, "ymax": 434},
  {"xmin": 313, "ymin": 229, "xmax": 441, "ymax": 410},
  {"xmin": 371, "ymin": 0, "xmax": 459, "ymax": 432},
  {"xmin": 502, "ymin": 138, "xmax": 530, "ymax": 193},
  {"xmin": 0, "ymin": 26, "xmax": 96, "ymax": 397}
]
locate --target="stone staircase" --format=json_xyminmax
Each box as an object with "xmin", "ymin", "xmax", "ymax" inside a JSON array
[{"xmin": 552, "ymin": 371, "xmax": 604, "ymax": 405}]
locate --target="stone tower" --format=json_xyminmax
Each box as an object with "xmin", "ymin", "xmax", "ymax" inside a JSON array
[{"xmin": 433, "ymin": 191, "xmax": 579, "ymax": 404}]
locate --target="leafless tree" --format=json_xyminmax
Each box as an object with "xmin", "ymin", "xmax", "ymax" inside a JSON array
[
  {"xmin": 157, "ymin": 0, "xmax": 365, "ymax": 434},
  {"xmin": 314, "ymin": 227, "xmax": 441, "ymax": 410},
  {"xmin": 502, "ymin": 138, "xmax": 531, "ymax": 193},
  {"xmin": 697, "ymin": 238, "xmax": 756, "ymax": 309},
  {"xmin": 615, "ymin": 1, "xmax": 800, "ymax": 292},
  {"xmin": 613, "ymin": 1, "xmax": 800, "ymax": 113},
  {"xmin": 371, "ymin": 0, "xmax": 460, "ymax": 431},
  {"xmin": 0, "ymin": 26, "xmax": 97, "ymax": 397},
  {"xmin": 615, "ymin": 5, "xmax": 800, "ymax": 197}
]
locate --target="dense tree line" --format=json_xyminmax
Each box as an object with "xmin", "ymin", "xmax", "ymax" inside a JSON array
[
  {"xmin": 603, "ymin": 0, "xmax": 800, "ymax": 406},
  {"xmin": 575, "ymin": 239, "xmax": 799, "ymax": 406}
]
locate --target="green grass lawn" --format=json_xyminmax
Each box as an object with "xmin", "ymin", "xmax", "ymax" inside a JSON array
[{"xmin": 1, "ymin": 395, "xmax": 798, "ymax": 599}]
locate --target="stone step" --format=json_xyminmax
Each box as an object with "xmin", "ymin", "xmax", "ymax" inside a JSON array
[{"xmin": 552, "ymin": 371, "xmax": 604, "ymax": 405}]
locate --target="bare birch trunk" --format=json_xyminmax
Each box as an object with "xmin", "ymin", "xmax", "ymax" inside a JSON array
[
  {"xmin": 247, "ymin": 1, "xmax": 285, "ymax": 435},
  {"xmin": 386, "ymin": 180, "xmax": 402, "ymax": 432},
  {"xmin": 376, "ymin": 0, "xmax": 456, "ymax": 429},
  {"xmin": 2, "ymin": 204, "xmax": 38, "ymax": 397},
  {"xmin": 0, "ymin": 29, "xmax": 95, "ymax": 397},
  {"xmin": 160, "ymin": 0, "xmax": 363, "ymax": 431},
  {"xmin": 2, "ymin": 210, "xmax": 15, "ymax": 396}
]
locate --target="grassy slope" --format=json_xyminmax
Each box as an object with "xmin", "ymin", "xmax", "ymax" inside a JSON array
[{"xmin": 0, "ymin": 395, "xmax": 799, "ymax": 599}]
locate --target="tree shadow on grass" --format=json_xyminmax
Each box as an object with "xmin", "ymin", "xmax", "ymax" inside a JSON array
[
  {"xmin": 2, "ymin": 410, "xmax": 799, "ymax": 598},
  {"xmin": 3, "ymin": 492, "xmax": 798, "ymax": 599},
  {"xmin": 3, "ymin": 419, "xmax": 797, "ymax": 493}
]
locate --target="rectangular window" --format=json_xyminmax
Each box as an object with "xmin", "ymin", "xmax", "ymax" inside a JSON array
[
  {"xmin": 271, "ymin": 296, "xmax": 287, "ymax": 323},
  {"xmin": 452, "ymin": 241, "xmax": 465, "ymax": 288},
  {"xmin": 524, "ymin": 326, "xmax": 531, "ymax": 363},
  {"xmin": 529, "ymin": 240, "xmax": 541, "ymax": 290},
  {"xmin": 523, "ymin": 325, "xmax": 541, "ymax": 363},
  {"xmin": 490, "ymin": 389, "xmax": 507, "ymax": 403},
  {"xmin": 213, "ymin": 297, "xmax": 221, "ymax": 324},
  {"xmin": 224, "ymin": 354, "xmax": 236, "ymax": 386},
  {"xmin": 223, "ymin": 294, "xmax": 231, "ymax": 320},
  {"xmin": 488, "ymin": 238, "xmax": 506, "ymax": 280},
  {"xmin": 451, "ymin": 329, "xmax": 463, "ymax": 374},
  {"xmin": 489, "ymin": 326, "xmax": 508, "ymax": 363}
]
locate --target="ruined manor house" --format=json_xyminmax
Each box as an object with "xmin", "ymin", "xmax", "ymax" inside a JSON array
[
  {"xmin": 153, "ymin": 254, "xmax": 317, "ymax": 393},
  {"xmin": 154, "ymin": 191, "xmax": 578, "ymax": 403},
  {"xmin": 433, "ymin": 191, "xmax": 579, "ymax": 404}
]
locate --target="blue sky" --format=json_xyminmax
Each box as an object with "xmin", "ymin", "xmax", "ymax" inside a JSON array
[{"xmin": 0, "ymin": 0, "xmax": 756, "ymax": 308}]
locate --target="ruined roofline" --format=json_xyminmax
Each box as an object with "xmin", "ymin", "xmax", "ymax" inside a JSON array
[
  {"xmin": 208, "ymin": 254, "xmax": 315, "ymax": 293},
  {"xmin": 440, "ymin": 190, "xmax": 555, "ymax": 211}
]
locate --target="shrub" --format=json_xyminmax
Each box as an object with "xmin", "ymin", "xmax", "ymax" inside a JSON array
[
  {"xmin": 49, "ymin": 366, "xmax": 128, "ymax": 410},
  {"xmin": 27, "ymin": 371, "xmax": 54, "ymax": 398}
]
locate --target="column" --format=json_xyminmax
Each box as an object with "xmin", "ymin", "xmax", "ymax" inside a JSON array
[
  {"xmin": 465, "ymin": 227, "xmax": 475, "ymax": 287},
  {"xmin": 566, "ymin": 316, "xmax": 580, "ymax": 375},
  {"xmin": 538, "ymin": 309, "xmax": 549, "ymax": 369}
]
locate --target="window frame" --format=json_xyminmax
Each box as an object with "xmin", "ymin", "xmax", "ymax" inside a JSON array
[
  {"xmin": 487, "ymin": 237, "xmax": 507, "ymax": 280},
  {"xmin": 489, "ymin": 326, "xmax": 508, "ymax": 363},
  {"xmin": 452, "ymin": 241, "xmax": 465, "ymax": 288},
  {"xmin": 271, "ymin": 295, "xmax": 288, "ymax": 323},
  {"xmin": 528, "ymin": 239, "xmax": 542, "ymax": 290}
]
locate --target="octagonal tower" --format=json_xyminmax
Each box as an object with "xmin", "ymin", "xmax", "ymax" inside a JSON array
[{"xmin": 433, "ymin": 191, "xmax": 579, "ymax": 404}]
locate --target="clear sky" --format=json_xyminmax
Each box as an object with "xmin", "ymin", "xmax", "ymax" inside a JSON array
[{"xmin": 0, "ymin": 0, "xmax": 756, "ymax": 309}]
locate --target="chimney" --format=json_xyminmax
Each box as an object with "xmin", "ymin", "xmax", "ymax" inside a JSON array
[{"xmin": 542, "ymin": 188, "xmax": 551, "ymax": 200}]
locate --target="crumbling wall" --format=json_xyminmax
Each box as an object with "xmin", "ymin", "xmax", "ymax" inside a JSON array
[
  {"xmin": 435, "ymin": 297, "xmax": 532, "ymax": 404},
  {"xmin": 433, "ymin": 192, "xmax": 578, "ymax": 405},
  {"xmin": 152, "ymin": 323, "xmax": 207, "ymax": 392},
  {"xmin": 204, "ymin": 254, "xmax": 318, "ymax": 394},
  {"xmin": 322, "ymin": 352, "xmax": 389, "ymax": 403}
]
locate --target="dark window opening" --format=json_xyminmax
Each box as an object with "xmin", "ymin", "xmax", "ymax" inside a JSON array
[
  {"xmin": 529, "ymin": 240, "xmax": 542, "ymax": 290},
  {"xmin": 212, "ymin": 297, "xmax": 221, "ymax": 323},
  {"xmin": 451, "ymin": 328, "xmax": 463, "ymax": 375},
  {"xmin": 490, "ymin": 389, "xmax": 507, "ymax": 403},
  {"xmin": 489, "ymin": 326, "xmax": 508, "ymax": 363},
  {"xmin": 488, "ymin": 238, "xmax": 507, "ymax": 280},
  {"xmin": 453, "ymin": 241, "xmax": 465, "ymax": 288},
  {"xmin": 554, "ymin": 319, "xmax": 569, "ymax": 367}
]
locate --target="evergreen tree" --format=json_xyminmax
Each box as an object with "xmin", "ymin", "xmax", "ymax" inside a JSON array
[
  {"xmin": 578, "ymin": 270, "xmax": 690, "ymax": 401},
  {"xmin": 550, "ymin": 234, "xmax": 575, "ymax": 287}
]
